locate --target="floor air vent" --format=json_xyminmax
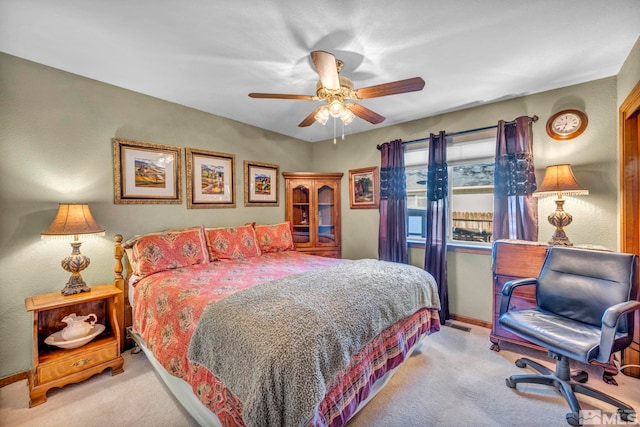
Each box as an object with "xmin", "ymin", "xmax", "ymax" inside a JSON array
[{"xmin": 444, "ymin": 322, "xmax": 471, "ymax": 332}]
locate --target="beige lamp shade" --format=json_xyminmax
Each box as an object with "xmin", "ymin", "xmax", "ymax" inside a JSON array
[
  {"xmin": 534, "ymin": 164, "xmax": 589, "ymax": 197},
  {"xmin": 41, "ymin": 203, "xmax": 105, "ymax": 239}
]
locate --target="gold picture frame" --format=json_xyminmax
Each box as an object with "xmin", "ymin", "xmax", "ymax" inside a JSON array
[
  {"xmin": 113, "ymin": 138, "xmax": 182, "ymax": 204},
  {"xmin": 349, "ymin": 166, "xmax": 379, "ymax": 209},
  {"xmin": 186, "ymin": 148, "xmax": 236, "ymax": 209},
  {"xmin": 244, "ymin": 160, "xmax": 279, "ymax": 207}
]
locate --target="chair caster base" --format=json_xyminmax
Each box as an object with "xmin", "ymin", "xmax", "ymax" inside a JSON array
[
  {"xmin": 505, "ymin": 355, "xmax": 636, "ymax": 426},
  {"xmin": 602, "ymin": 373, "xmax": 618, "ymax": 386},
  {"xmin": 566, "ymin": 413, "xmax": 580, "ymax": 426}
]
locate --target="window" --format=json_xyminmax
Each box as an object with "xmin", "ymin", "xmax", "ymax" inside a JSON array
[{"xmin": 405, "ymin": 129, "xmax": 496, "ymax": 244}]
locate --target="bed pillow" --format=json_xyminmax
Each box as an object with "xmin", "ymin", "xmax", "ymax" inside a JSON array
[
  {"xmin": 205, "ymin": 224, "xmax": 262, "ymax": 260},
  {"xmin": 128, "ymin": 226, "xmax": 209, "ymax": 278},
  {"xmin": 254, "ymin": 222, "xmax": 297, "ymax": 253}
]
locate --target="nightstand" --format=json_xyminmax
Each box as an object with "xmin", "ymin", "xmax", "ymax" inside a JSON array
[{"xmin": 25, "ymin": 284, "xmax": 125, "ymax": 407}]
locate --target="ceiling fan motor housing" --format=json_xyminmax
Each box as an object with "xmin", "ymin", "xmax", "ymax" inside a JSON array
[{"xmin": 315, "ymin": 76, "xmax": 356, "ymax": 102}]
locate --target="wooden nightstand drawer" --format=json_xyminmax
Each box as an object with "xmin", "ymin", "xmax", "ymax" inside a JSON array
[
  {"xmin": 492, "ymin": 241, "xmax": 548, "ymax": 277},
  {"xmin": 37, "ymin": 340, "xmax": 118, "ymax": 383}
]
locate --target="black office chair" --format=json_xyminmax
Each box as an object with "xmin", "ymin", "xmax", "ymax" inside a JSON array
[{"xmin": 499, "ymin": 246, "xmax": 640, "ymax": 426}]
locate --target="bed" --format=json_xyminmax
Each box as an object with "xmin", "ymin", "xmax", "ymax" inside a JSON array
[{"xmin": 112, "ymin": 222, "xmax": 441, "ymax": 427}]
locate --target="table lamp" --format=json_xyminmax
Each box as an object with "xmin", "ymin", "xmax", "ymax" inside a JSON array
[
  {"xmin": 41, "ymin": 203, "xmax": 105, "ymax": 295},
  {"xmin": 533, "ymin": 164, "xmax": 588, "ymax": 246}
]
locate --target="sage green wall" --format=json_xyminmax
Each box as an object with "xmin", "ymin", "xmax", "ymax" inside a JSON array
[
  {"xmin": 0, "ymin": 53, "xmax": 312, "ymax": 377},
  {"xmin": 312, "ymin": 77, "xmax": 622, "ymax": 324},
  {"xmin": 618, "ymin": 37, "xmax": 640, "ymax": 108}
]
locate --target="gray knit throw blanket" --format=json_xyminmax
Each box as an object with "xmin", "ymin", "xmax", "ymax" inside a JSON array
[{"xmin": 187, "ymin": 259, "xmax": 440, "ymax": 427}]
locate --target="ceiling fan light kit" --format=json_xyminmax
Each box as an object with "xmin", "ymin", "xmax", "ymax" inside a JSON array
[
  {"xmin": 314, "ymin": 107, "xmax": 330, "ymax": 125},
  {"xmin": 248, "ymin": 50, "xmax": 425, "ymax": 132}
]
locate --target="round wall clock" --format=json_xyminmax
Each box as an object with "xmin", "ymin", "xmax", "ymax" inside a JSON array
[{"xmin": 546, "ymin": 109, "xmax": 588, "ymax": 140}]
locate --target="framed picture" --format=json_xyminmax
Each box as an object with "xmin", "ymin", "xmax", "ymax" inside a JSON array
[
  {"xmin": 186, "ymin": 148, "xmax": 235, "ymax": 208},
  {"xmin": 349, "ymin": 166, "xmax": 379, "ymax": 209},
  {"xmin": 113, "ymin": 138, "xmax": 182, "ymax": 204},
  {"xmin": 244, "ymin": 160, "xmax": 279, "ymax": 206}
]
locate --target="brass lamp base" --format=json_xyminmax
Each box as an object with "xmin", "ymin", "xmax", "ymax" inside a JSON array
[
  {"xmin": 61, "ymin": 274, "xmax": 91, "ymax": 296},
  {"xmin": 548, "ymin": 228, "xmax": 573, "ymax": 246},
  {"xmin": 547, "ymin": 199, "xmax": 574, "ymax": 246},
  {"xmin": 60, "ymin": 241, "xmax": 92, "ymax": 296}
]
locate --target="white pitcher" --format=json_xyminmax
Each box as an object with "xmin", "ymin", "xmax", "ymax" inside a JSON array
[{"xmin": 60, "ymin": 313, "xmax": 97, "ymax": 341}]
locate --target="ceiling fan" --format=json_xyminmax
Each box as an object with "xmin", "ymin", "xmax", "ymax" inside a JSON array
[{"xmin": 248, "ymin": 50, "xmax": 426, "ymax": 128}]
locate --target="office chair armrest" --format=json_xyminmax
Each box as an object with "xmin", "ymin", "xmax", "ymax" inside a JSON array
[
  {"xmin": 597, "ymin": 300, "xmax": 640, "ymax": 363},
  {"xmin": 602, "ymin": 300, "xmax": 640, "ymax": 328},
  {"xmin": 499, "ymin": 278, "xmax": 538, "ymax": 316}
]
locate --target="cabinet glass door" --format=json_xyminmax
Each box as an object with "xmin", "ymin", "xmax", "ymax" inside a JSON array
[
  {"xmin": 317, "ymin": 184, "xmax": 335, "ymax": 244},
  {"xmin": 292, "ymin": 184, "xmax": 310, "ymax": 244}
]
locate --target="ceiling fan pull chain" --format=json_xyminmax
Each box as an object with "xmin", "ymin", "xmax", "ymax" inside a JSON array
[{"xmin": 333, "ymin": 117, "xmax": 337, "ymax": 144}]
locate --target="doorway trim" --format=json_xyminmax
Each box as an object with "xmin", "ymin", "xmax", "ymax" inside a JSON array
[
  {"xmin": 619, "ymin": 79, "xmax": 640, "ymax": 378},
  {"xmin": 620, "ymin": 80, "xmax": 640, "ymax": 255}
]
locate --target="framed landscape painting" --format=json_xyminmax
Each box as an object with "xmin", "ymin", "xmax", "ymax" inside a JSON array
[
  {"xmin": 186, "ymin": 148, "xmax": 235, "ymax": 208},
  {"xmin": 113, "ymin": 138, "xmax": 182, "ymax": 204},
  {"xmin": 244, "ymin": 160, "xmax": 279, "ymax": 206},
  {"xmin": 349, "ymin": 166, "xmax": 379, "ymax": 209}
]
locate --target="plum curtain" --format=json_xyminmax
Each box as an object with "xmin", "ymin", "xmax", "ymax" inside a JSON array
[
  {"xmin": 378, "ymin": 139, "xmax": 408, "ymax": 263},
  {"xmin": 424, "ymin": 131, "xmax": 449, "ymax": 322},
  {"xmin": 493, "ymin": 116, "xmax": 538, "ymax": 241}
]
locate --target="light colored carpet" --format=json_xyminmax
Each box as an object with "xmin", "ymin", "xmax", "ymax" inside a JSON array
[{"xmin": 1, "ymin": 323, "xmax": 639, "ymax": 427}]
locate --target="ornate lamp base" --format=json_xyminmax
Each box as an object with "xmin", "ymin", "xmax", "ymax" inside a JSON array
[
  {"xmin": 61, "ymin": 274, "xmax": 91, "ymax": 296},
  {"xmin": 547, "ymin": 199, "xmax": 574, "ymax": 246},
  {"xmin": 60, "ymin": 241, "xmax": 92, "ymax": 296}
]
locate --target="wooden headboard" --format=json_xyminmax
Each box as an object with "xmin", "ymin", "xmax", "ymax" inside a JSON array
[{"xmin": 113, "ymin": 234, "xmax": 133, "ymax": 351}]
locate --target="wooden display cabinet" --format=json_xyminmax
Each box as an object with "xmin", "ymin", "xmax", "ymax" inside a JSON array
[
  {"xmin": 25, "ymin": 284, "xmax": 124, "ymax": 407},
  {"xmin": 283, "ymin": 172, "xmax": 343, "ymax": 258}
]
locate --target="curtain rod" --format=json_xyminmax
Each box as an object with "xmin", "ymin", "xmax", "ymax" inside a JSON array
[{"xmin": 377, "ymin": 115, "xmax": 538, "ymax": 149}]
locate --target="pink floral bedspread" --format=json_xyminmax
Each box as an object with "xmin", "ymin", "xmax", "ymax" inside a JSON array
[{"xmin": 132, "ymin": 251, "xmax": 440, "ymax": 427}]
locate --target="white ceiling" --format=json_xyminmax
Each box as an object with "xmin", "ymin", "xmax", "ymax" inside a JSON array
[{"xmin": 1, "ymin": 0, "xmax": 639, "ymax": 142}]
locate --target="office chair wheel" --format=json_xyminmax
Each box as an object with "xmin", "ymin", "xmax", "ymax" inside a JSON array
[
  {"xmin": 571, "ymin": 370, "xmax": 588, "ymax": 383},
  {"xmin": 566, "ymin": 413, "xmax": 580, "ymax": 426},
  {"xmin": 505, "ymin": 378, "xmax": 516, "ymax": 389},
  {"xmin": 620, "ymin": 410, "xmax": 635, "ymax": 422}
]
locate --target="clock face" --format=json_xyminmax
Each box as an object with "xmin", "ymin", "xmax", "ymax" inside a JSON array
[
  {"xmin": 552, "ymin": 113, "xmax": 581, "ymax": 135},
  {"xmin": 546, "ymin": 109, "xmax": 588, "ymax": 140}
]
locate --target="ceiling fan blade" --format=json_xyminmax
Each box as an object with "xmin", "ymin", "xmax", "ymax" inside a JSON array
[
  {"xmin": 347, "ymin": 103, "xmax": 385, "ymax": 125},
  {"xmin": 354, "ymin": 77, "xmax": 425, "ymax": 99},
  {"xmin": 248, "ymin": 93, "xmax": 315, "ymax": 100},
  {"xmin": 310, "ymin": 50, "xmax": 340, "ymax": 91},
  {"xmin": 298, "ymin": 106, "xmax": 324, "ymax": 127}
]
